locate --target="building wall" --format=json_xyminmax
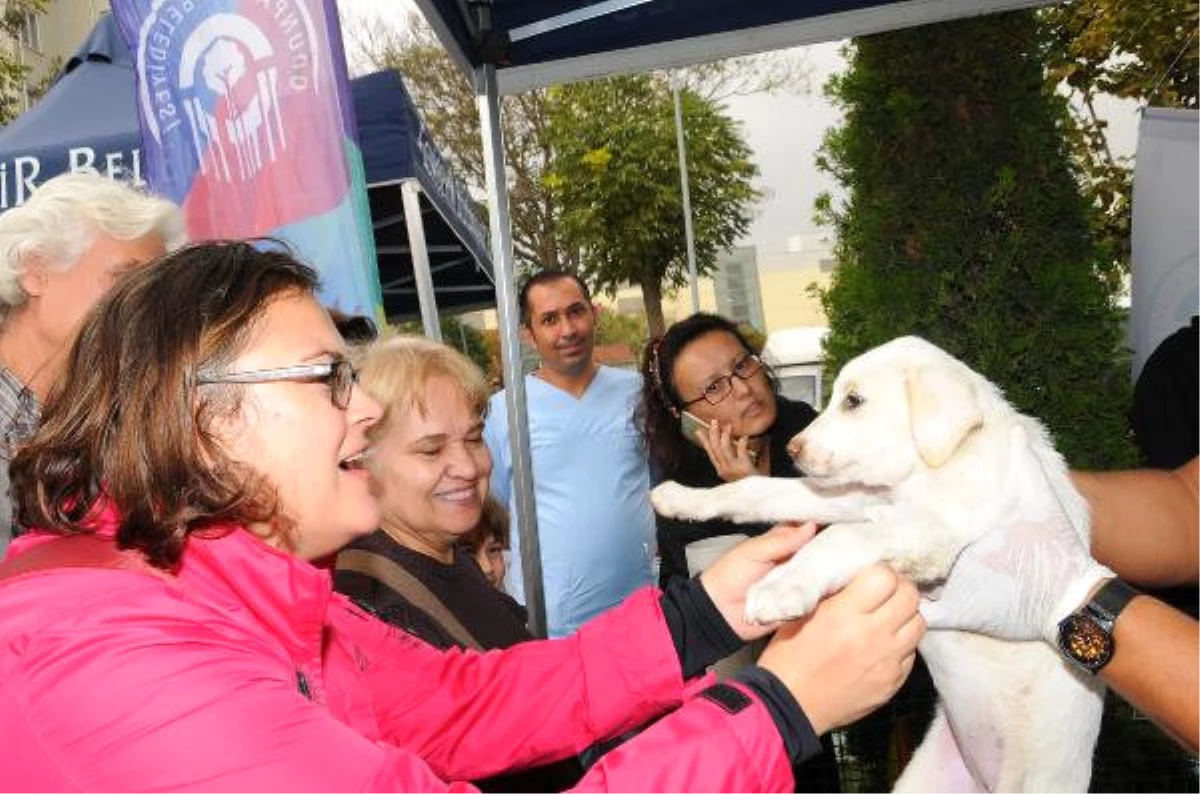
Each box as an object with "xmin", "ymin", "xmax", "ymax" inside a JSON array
[
  {"xmin": 4, "ymin": 0, "xmax": 110, "ymax": 115},
  {"xmin": 462, "ymin": 232, "xmax": 837, "ymax": 334},
  {"xmin": 712, "ymin": 245, "xmax": 765, "ymax": 330}
]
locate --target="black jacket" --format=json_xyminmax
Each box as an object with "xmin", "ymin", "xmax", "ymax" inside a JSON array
[{"xmin": 655, "ymin": 396, "xmax": 818, "ymax": 588}]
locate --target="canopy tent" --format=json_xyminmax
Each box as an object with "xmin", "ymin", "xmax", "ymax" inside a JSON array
[
  {"xmin": 416, "ymin": 0, "xmax": 1052, "ymax": 94},
  {"xmin": 407, "ymin": 0, "xmax": 1061, "ymax": 637},
  {"xmin": 356, "ymin": 69, "xmax": 496, "ymax": 327},
  {"xmin": 0, "ymin": 15, "xmax": 492, "ymax": 324}
]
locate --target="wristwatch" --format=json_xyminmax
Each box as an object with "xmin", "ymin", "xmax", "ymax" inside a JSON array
[{"xmin": 1056, "ymin": 578, "xmax": 1139, "ymax": 674}]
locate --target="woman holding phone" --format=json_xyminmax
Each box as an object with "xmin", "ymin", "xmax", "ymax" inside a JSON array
[
  {"xmin": 639, "ymin": 312, "xmax": 838, "ymax": 793},
  {"xmin": 639, "ymin": 313, "xmax": 820, "ymax": 589}
]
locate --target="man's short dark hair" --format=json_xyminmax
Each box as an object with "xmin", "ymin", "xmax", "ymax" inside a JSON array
[{"xmin": 518, "ymin": 269, "xmax": 592, "ymax": 327}]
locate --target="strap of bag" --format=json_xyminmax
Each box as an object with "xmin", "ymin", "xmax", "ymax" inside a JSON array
[
  {"xmin": 0, "ymin": 533, "xmax": 168, "ymax": 583},
  {"xmin": 337, "ymin": 548, "xmax": 483, "ymax": 651}
]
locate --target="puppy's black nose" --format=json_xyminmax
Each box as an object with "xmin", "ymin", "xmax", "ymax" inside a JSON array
[{"xmin": 786, "ymin": 435, "xmax": 804, "ymax": 460}]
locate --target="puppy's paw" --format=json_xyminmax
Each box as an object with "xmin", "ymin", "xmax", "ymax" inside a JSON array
[
  {"xmin": 651, "ymin": 481, "xmax": 712, "ymax": 520},
  {"xmin": 744, "ymin": 566, "xmax": 820, "ymax": 624}
]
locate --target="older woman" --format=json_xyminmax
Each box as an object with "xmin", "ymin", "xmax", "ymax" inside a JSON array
[
  {"xmin": 334, "ymin": 336, "xmax": 529, "ymax": 652},
  {"xmin": 0, "ymin": 241, "xmax": 922, "ymax": 791},
  {"xmin": 335, "ymin": 336, "xmax": 580, "ymax": 790}
]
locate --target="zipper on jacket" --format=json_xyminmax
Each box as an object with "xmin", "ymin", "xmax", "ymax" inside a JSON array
[{"xmin": 296, "ymin": 669, "xmax": 312, "ymax": 700}]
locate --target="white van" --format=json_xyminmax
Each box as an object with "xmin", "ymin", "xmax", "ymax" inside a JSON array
[{"xmin": 762, "ymin": 326, "xmax": 828, "ymax": 409}]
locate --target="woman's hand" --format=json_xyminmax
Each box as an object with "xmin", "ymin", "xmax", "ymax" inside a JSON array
[
  {"xmin": 697, "ymin": 420, "xmax": 759, "ymax": 482},
  {"xmin": 699, "ymin": 523, "xmax": 818, "ymax": 641},
  {"xmin": 757, "ymin": 564, "xmax": 924, "ymax": 735}
]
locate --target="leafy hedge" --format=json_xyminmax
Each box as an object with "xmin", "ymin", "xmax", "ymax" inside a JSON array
[{"xmin": 815, "ymin": 11, "xmax": 1137, "ymax": 469}]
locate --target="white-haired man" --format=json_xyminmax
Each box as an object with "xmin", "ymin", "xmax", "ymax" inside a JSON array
[{"xmin": 0, "ymin": 173, "xmax": 184, "ymax": 553}]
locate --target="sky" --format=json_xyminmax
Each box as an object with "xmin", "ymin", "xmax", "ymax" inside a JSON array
[{"xmin": 335, "ymin": 0, "xmax": 1141, "ymax": 256}]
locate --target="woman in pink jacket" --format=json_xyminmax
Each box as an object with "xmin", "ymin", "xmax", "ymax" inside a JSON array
[{"xmin": 0, "ymin": 240, "xmax": 923, "ymax": 792}]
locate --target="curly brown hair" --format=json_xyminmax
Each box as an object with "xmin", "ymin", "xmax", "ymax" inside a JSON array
[{"xmin": 11, "ymin": 240, "xmax": 319, "ymax": 569}]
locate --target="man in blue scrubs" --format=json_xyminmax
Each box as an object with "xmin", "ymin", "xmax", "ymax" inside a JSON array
[{"xmin": 485, "ymin": 270, "xmax": 655, "ymax": 637}]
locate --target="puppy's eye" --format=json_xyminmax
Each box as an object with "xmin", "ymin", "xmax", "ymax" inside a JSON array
[{"xmin": 842, "ymin": 391, "xmax": 864, "ymax": 411}]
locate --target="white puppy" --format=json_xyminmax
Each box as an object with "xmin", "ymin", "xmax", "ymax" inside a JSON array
[{"xmin": 652, "ymin": 336, "xmax": 1104, "ymax": 792}]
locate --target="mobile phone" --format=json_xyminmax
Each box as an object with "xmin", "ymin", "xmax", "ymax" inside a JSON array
[{"xmin": 680, "ymin": 410, "xmax": 709, "ymax": 448}]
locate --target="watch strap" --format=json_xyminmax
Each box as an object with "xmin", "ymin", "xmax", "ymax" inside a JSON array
[{"xmin": 1086, "ymin": 577, "xmax": 1139, "ymax": 629}]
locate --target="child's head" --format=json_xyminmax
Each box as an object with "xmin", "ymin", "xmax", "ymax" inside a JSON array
[{"xmin": 460, "ymin": 497, "xmax": 510, "ymax": 589}]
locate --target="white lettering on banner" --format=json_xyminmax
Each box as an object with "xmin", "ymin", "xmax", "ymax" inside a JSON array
[
  {"xmin": 69, "ymin": 147, "xmax": 96, "ymax": 171},
  {"xmin": 137, "ymin": 0, "xmax": 320, "ymax": 183},
  {"xmin": 104, "ymin": 152, "xmax": 126, "ymax": 177},
  {"xmin": 0, "ymin": 150, "xmax": 145, "ymax": 210},
  {"xmin": 15, "ymin": 157, "xmax": 39, "ymax": 206},
  {"xmin": 415, "ymin": 130, "xmax": 488, "ymax": 252}
]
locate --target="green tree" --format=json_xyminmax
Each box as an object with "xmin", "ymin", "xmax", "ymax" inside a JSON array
[
  {"xmin": 346, "ymin": 11, "xmax": 807, "ymax": 284},
  {"xmin": 392, "ymin": 316, "xmax": 491, "ymax": 376},
  {"xmin": 816, "ymin": 11, "xmax": 1135, "ymax": 473},
  {"xmin": 1039, "ymin": 0, "xmax": 1198, "ymax": 277},
  {"xmin": 595, "ymin": 307, "xmax": 648, "ymax": 357},
  {"xmin": 1, "ymin": 1, "xmax": 48, "ymax": 125},
  {"xmin": 546, "ymin": 74, "xmax": 761, "ymax": 337},
  {"xmin": 348, "ymin": 11, "xmax": 565, "ymax": 271}
]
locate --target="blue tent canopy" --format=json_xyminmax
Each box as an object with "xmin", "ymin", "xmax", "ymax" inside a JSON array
[
  {"xmin": 355, "ymin": 70, "xmax": 495, "ymax": 318},
  {"xmin": 415, "ymin": 0, "xmax": 1051, "ymax": 94},
  {"xmin": 0, "ymin": 15, "xmax": 493, "ymax": 321},
  {"xmin": 0, "ymin": 17, "xmax": 141, "ymax": 209}
]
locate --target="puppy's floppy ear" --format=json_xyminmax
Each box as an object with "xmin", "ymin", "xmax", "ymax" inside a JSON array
[{"xmin": 905, "ymin": 364, "xmax": 983, "ymax": 468}]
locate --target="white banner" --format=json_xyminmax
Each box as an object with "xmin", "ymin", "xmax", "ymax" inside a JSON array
[{"xmin": 1130, "ymin": 107, "xmax": 1199, "ymax": 380}]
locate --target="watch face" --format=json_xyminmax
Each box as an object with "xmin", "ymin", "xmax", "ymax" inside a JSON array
[{"xmin": 1059, "ymin": 614, "xmax": 1114, "ymax": 671}]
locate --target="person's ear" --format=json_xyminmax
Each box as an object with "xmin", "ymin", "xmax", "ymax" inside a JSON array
[
  {"xmin": 18, "ymin": 258, "xmax": 50, "ymax": 298},
  {"xmin": 519, "ymin": 322, "xmax": 535, "ymax": 348}
]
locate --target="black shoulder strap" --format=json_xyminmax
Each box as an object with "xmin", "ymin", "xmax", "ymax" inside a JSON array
[{"xmin": 336, "ymin": 548, "xmax": 483, "ymax": 651}]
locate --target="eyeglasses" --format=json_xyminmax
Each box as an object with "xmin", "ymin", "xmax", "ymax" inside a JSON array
[
  {"xmin": 197, "ymin": 358, "xmax": 358, "ymax": 410},
  {"xmin": 682, "ymin": 353, "xmax": 764, "ymax": 407}
]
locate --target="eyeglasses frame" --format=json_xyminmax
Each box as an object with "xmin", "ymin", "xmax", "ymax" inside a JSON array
[
  {"xmin": 681, "ymin": 352, "xmax": 764, "ymax": 408},
  {"xmin": 197, "ymin": 359, "xmax": 358, "ymax": 410}
]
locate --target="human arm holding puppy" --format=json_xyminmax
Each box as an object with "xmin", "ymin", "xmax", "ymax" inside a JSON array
[
  {"xmin": 699, "ymin": 522, "xmax": 924, "ymax": 746},
  {"xmin": 922, "ymin": 458, "xmax": 1199, "ymax": 753},
  {"xmin": 1072, "ymin": 457, "xmax": 1199, "ymax": 587}
]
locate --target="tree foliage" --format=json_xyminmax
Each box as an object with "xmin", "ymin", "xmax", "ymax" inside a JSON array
[
  {"xmin": 1039, "ymin": 0, "xmax": 1198, "ymax": 276},
  {"xmin": 0, "ymin": 1, "xmax": 48, "ymax": 125},
  {"xmin": 348, "ymin": 12, "xmax": 566, "ymax": 272},
  {"xmin": 816, "ymin": 11, "xmax": 1135, "ymax": 470},
  {"xmin": 546, "ymin": 74, "xmax": 761, "ymax": 336},
  {"xmin": 392, "ymin": 315, "xmax": 492, "ymax": 377},
  {"xmin": 595, "ymin": 306, "xmax": 649, "ymax": 357},
  {"xmin": 347, "ymin": 14, "xmax": 799, "ymax": 318}
]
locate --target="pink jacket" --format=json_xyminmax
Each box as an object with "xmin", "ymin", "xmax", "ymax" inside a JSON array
[{"xmin": 0, "ymin": 512, "xmax": 794, "ymax": 792}]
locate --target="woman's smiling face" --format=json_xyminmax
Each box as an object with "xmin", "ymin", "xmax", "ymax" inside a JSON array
[
  {"xmin": 210, "ymin": 291, "xmax": 382, "ymax": 560},
  {"xmin": 369, "ymin": 375, "xmax": 493, "ymax": 560}
]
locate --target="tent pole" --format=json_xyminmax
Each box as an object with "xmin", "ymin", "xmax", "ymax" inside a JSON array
[
  {"xmin": 475, "ymin": 62, "xmax": 547, "ymax": 639},
  {"xmin": 672, "ymin": 75, "xmax": 700, "ymax": 312},
  {"xmin": 401, "ymin": 180, "xmax": 442, "ymax": 341}
]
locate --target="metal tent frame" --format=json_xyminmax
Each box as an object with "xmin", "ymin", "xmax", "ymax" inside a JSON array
[{"xmin": 408, "ymin": 0, "xmax": 1057, "ymax": 636}]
